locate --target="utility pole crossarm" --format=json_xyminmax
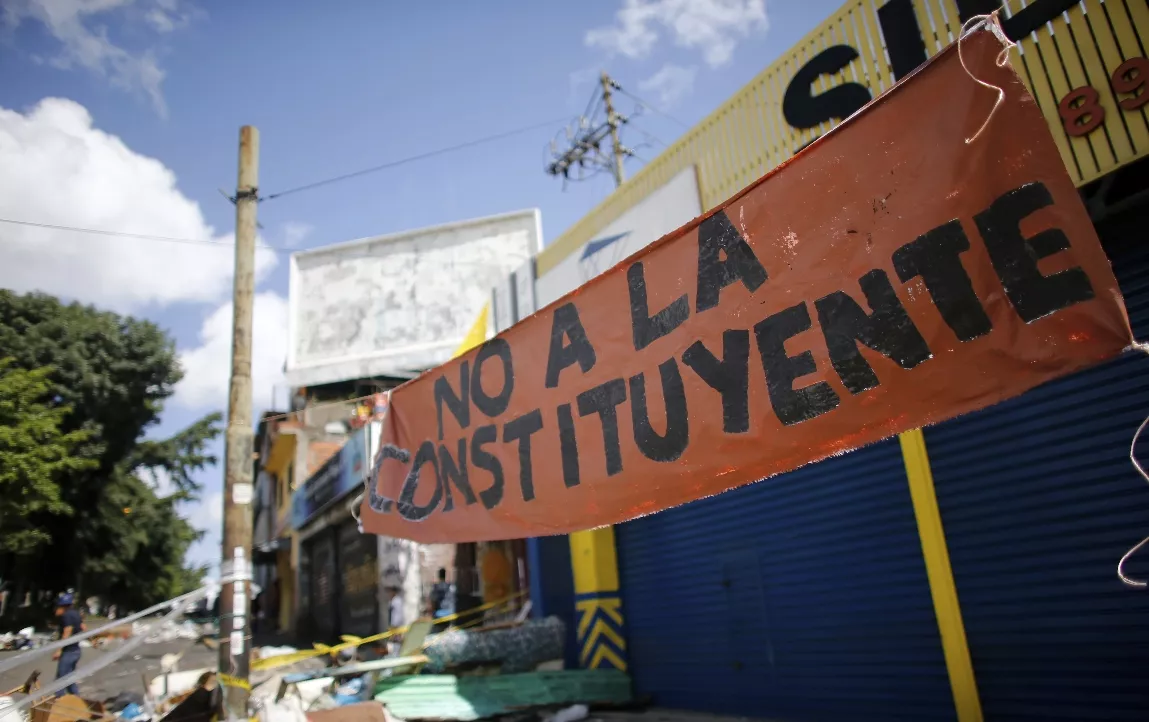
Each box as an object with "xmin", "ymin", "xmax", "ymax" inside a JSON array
[{"xmin": 546, "ymin": 71, "xmax": 630, "ymax": 189}]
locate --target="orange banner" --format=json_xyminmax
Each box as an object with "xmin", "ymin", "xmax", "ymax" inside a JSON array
[{"xmin": 361, "ymin": 30, "xmax": 1133, "ymax": 543}]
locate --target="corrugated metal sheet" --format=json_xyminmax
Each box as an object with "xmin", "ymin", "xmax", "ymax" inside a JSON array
[
  {"xmin": 306, "ymin": 530, "xmax": 339, "ymax": 642},
  {"xmin": 373, "ymin": 670, "xmax": 631, "ymax": 721},
  {"xmin": 526, "ymin": 535, "xmax": 579, "ymax": 671},
  {"xmin": 616, "ymin": 440, "xmax": 954, "ymax": 720},
  {"xmin": 339, "ymin": 518, "xmax": 379, "ymax": 638},
  {"xmin": 923, "ymin": 204, "xmax": 1149, "ymax": 721}
]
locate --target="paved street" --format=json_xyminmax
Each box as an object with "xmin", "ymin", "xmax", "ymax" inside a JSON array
[{"xmin": 0, "ymin": 640, "xmax": 218, "ymax": 702}]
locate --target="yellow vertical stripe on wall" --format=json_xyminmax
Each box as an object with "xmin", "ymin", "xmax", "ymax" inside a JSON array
[
  {"xmin": 900, "ymin": 429, "xmax": 982, "ymax": 722},
  {"xmin": 570, "ymin": 527, "xmax": 627, "ymax": 671},
  {"xmin": 570, "ymin": 527, "xmax": 621, "ymax": 593}
]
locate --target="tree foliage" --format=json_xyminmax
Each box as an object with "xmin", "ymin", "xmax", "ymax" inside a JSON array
[
  {"xmin": 0, "ymin": 361, "xmax": 95, "ymax": 555},
  {"xmin": 0, "ymin": 291, "xmax": 221, "ymax": 609}
]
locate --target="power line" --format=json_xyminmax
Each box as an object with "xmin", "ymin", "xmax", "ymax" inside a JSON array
[
  {"xmin": 264, "ymin": 116, "xmax": 570, "ymax": 201},
  {"xmin": 635, "ymin": 126, "xmax": 669, "ymax": 148},
  {"xmin": 581, "ymin": 83, "xmax": 601, "ymax": 125},
  {"xmin": 0, "ymin": 217, "xmax": 281, "ymax": 250},
  {"xmin": 0, "ymin": 217, "xmax": 543, "ymax": 265},
  {"xmin": 3, "ymin": 114, "xmax": 620, "ymax": 250},
  {"xmin": 615, "ymin": 86, "xmax": 691, "ymax": 130}
]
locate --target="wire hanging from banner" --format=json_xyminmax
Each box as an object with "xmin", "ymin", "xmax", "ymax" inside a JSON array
[
  {"xmin": 957, "ymin": 11, "xmax": 1016, "ymax": 144},
  {"xmin": 1118, "ymin": 341, "xmax": 1149, "ymax": 588}
]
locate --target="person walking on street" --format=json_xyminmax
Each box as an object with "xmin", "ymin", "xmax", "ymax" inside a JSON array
[
  {"xmin": 252, "ymin": 590, "xmax": 262, "ymax": 636},
  {"xmin": 52, "ymin": 593, "xmax": 85, "ymax": 696},
  {"xmin": 428, "ymin": 568, "xmax": 450, "ymax": 632},
  {"xmin": 384, "ymin": 585, "xmax": 405, "ymax": 655}
]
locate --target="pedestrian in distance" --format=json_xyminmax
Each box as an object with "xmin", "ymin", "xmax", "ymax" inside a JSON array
[
  {"xmin": 384, "ymin": 585, "xmax": 404, "ymax": 655},
  {"xmin": 427, "ymin": 568, "xmax": 450, "ymax": 632},
  {"xmin": 52, "ymin": 592, "xmax": 85, "ymax": 696}
]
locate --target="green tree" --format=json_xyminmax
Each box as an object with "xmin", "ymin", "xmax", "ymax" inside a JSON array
[
  {"xmin": 84, "ymin": 473, "xmax": 208, "ymax": 609},
  {"xmin": 0, "ymin": 291, "xmax": 222, "ymax": 608},
  {"xmin": 0, "ymin": 361, "xmax": 95, "ymax": 555}
]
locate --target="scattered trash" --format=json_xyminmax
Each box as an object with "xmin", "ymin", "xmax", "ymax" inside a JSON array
[
  {"xmin": 147, "ymin": 668, "xmax": 213, "ymax": 701},
  {"xmin": 543, "ymin": 704, "xmax": 588, "ymax": 722},
  {"xmin": 27, "ymin": 694, "xmax": 97, "ymax": 722},
  {"xmin": 331, "ymin": 677, "xmax": 364, "ymax": 706},
  {"xmin": 133, "ymin": 620, "xmax": 201, "ymax": 645},
  {"xmin": 0, "ymin": 696, "xmax": 28, "ymax": 722},
  {"xmin": 0, "ymin": 628, "xmax": 42, "ymax": 651},
  {"xmin": 255, "ymin": 646, "xmax": 298, "ymax": 660},
  {"xmin": 303, "ymin": 701, "xmax": 386, "ymax": 722},
  {"xmin": 158, "ymin": 676, "xmax": 218, "ymax": 722},
  {"xmin": 106, "ymin": 692, "xmax": 144, "ymax": 714},
  {"xmin": 255, "ymin": 695, "xmax": 307, "ymax": 722},
  {"xmin": 117, "ymin": 703, "xmax": 143, "ymax": 720}
]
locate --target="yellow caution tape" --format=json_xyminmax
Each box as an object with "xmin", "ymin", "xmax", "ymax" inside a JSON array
[{"xmin": 218, "ymin": 674, "xmax": 251, "ymax": 691}]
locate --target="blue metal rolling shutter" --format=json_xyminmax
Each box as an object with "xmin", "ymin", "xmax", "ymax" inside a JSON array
[
  {"xmin": 924, "ymin": 206, "xmax": 1149, "ymax": 721},
  {"xmin": 617, "ymin": 439, "xmax": 953, "ymax": 721}
]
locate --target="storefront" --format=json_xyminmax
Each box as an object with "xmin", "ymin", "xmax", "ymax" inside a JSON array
[
  {"xmin": 467, "ymin": 0, "xmax": 1149, "ymax": 719},
  {"xmin": 260, "ymin": 423, "xmax": 300, "ymax": 634},
  {"xmin": 293, "ymin": 424, "xmax": 378, "ymax": 642}
]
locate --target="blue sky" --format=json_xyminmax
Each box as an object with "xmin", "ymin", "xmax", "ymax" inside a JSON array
[{"xmin": 0, "ymin": 0, "xmax": 843, "ymax": 569}]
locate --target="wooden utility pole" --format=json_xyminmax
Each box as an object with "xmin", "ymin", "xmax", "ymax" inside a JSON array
[
  {"xmin": 218, "ymin": 125, "xmax": 259, "ymax": 720},
  {"xmin": 601, "ymin": 71, "xmax": 626, "ymax": 187}
]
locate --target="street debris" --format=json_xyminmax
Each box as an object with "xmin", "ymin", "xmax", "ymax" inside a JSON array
[
  {"xmin": 132, "ymin": 621, "xmax": 200, "ymax": 646},
  {"xmin": 0, "ymin": 696, "xmax": 28, "ymax": 722},
  {"xmin": 0, "ymin": 630, "xmax": 44, "ymax": 652},
  {"xmin": 542, "ymin": 704, "xmax": 588, "ymax": 722},
  {"xmin": 253, "ymin": 646, "xmax": 297, "ymax": 661},
  {"xmin": 423, "ymin": 616, "xmax": 564, "ymax": 675}
]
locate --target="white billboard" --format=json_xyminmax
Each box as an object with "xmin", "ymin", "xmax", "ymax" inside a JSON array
[
  {"xmin": 534, "ymin": 166, "xmax": 702, "ymax": 308},
  {"xmin": 286, "ymin": 209, "xmax": 543, "ymax": 388}
]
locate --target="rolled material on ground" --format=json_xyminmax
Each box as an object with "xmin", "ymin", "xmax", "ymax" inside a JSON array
[{"xmin": 422, "ymin": 617, "xmax": 564, "ymax": 674}]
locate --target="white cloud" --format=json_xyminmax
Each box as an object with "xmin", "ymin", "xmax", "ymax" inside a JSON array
[
  {"xmin": 182, "ymin": 487, "xmax": 222, "ymax": 568},
  {"xmin": 586, "ymin": 0, "xmax": 768, "ymax": 68},
  {"xmin": 281, "ymin": 221, "xmax": 314, "ymax": 249},
  {"xmin": 0, "ymin": 97, "xmax": 277, "ymax": 312},
  {"xmin": 138, "ymin": 466, "xmax": 177, "ymax": 497},
  {"xmin": 174, "ymin": 291, "xmax": 289, "ymax": 417},
  {"xmin": 639, "ymin": 63, "xmax": 697, "ymax": 107},
  {"xmin": 567, "ymin": 66, "xmax": 601, "ymax": 110},
  {"xmin": 171, "ymin": 289, "xmax": 286, "ymax": 571},
  {"xmin": 144, "ymin": 0, "xmax": 192, "ymax": 33},
  {"xmin": 2, "ymin": 0, "xmax": 194, "ymax": 114},
  {"xmin": 187, "ymin": 489, "xmax": 221, "ymax": 531}
]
